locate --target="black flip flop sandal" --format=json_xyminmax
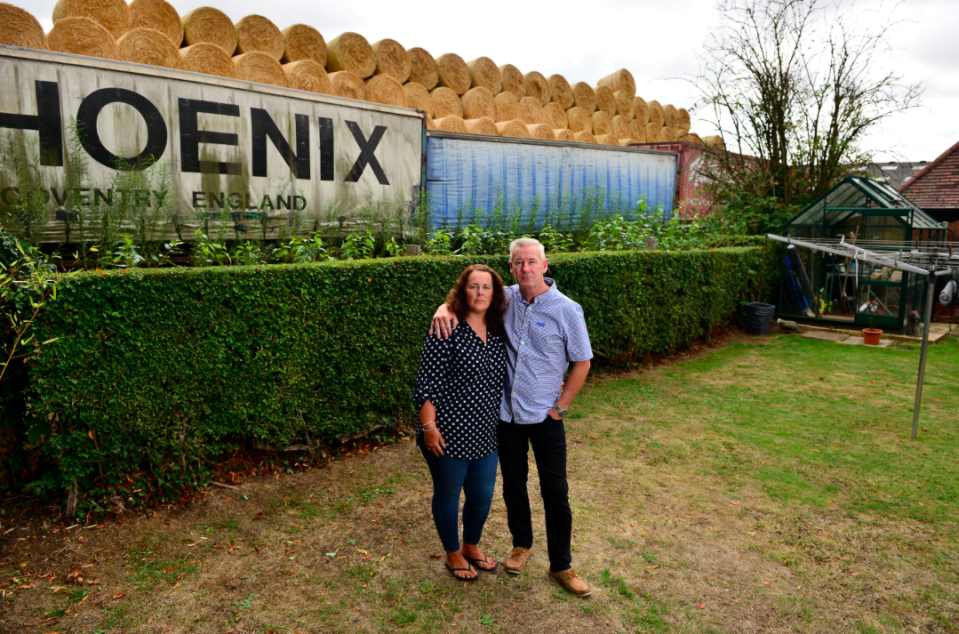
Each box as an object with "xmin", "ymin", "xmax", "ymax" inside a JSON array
[
  {"xmin": 464, "ymin": 554, "xmax": 498, "ymax": 572},
  {"xmin": 445, "ymin": 561, "xmax": 479, "ymax": 582}
]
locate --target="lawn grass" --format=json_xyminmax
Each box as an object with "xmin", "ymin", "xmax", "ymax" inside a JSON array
[{"xmin": 1, "ymin": 332, "xmax": 957, "ymax": 633}]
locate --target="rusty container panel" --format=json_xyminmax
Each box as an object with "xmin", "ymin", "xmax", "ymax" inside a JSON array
[{"xmin": 632, "ymin": 141, "xmax": 716, "ymax": 219}]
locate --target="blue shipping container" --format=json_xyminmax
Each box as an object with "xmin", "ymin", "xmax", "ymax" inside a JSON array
[{"xmin": 425, "ymin": 132, "xmax": 677, "ymax": 229}]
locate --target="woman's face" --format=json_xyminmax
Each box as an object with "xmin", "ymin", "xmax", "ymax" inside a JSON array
[{"xmin": 465, "ymin": 270, "xmax": 494, "ymax": 315}]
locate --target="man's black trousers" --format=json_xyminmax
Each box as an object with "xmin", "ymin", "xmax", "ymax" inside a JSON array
[{"xmin": 497, "ymin": 417, "xmax": 572, "ymax": 572}]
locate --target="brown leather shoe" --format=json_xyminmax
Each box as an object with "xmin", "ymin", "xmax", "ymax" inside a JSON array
[
  {"xmin": 504, "ymin": 547, "xmax": 533, "ymax": 575},
  {"xmin": 548, "ymin": 568, "xmax": 592, "ymax": 597}
]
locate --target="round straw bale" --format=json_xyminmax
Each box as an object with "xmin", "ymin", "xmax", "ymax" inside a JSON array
[
  {"xmin": 465, "ymin": 117, "xmax": 499, "ymax": 136},
  {"xmin": 281, "ymin": 24, "xmax": 327, "ymax": 66},
  {"xmin": 611, "ymin": 114, "xmax": 631, "ymax": 139},
  {"xmin": 614, "ymin": 90, "xmax": 634, "ymax": 121},
  {"xmin": 595, "ymin": 85, "xmax": 616, "ymax": 117},
  {"xmin": 547, "ymin": 74, "xmax": 573, "ymax": 109},
  {"xmin": 629, "ymin": 119, "xmax": 647, "ymax": 143},
  {"xmin": 499, "ymin": 64, "xmax": 525, "ymax": 99},
  {"xmin": 573, "ymin": 131, "xmax": 596, "ymax": 144},
  {"xmin": 566, "ymin": 107, "xmax": 592, "ymax": 133},
  {"xmin": 235, "ymin": 15, "xmax": 284, "ymax": 60},
  {"xmin": 435, "ymin": 53, "xmax": 470, "ymax": 95},
  {"xmin": 0, "ymin": 3, "xmax": 48, "ymax": 50},
  {"xmin": 645, "ymin": 122, "xmax": 661, "ymax": 143},
  {"xmin": 431, "ymin": 86, "xmax": 463, "ymax": 119},
  {"xmin": 327, "ymin": 32, "xmax": 375, "ymax": 78},
  {"xmin": 591, "ymin": 111, "xmax": 612, "ymax": 136},
  {"xmin": 47, "ymin": 17, "xmax": 118, "ymax": 59},
  {"xmin": 234, "ymin": 52, "xmax": 289, "ymax": 88},
  {"xmin": 181, "ymin": 7, "xmax": 236, "ymax": 54},
  {"xmin": 526, "ymin": 124, "xmax": 554, "ymax": 140},
  {"xmin": 663, "ymin": 103, "xmax": 679, "ymax": 127},
  {"xmin": 596, "ymin": 134, "xmax": 620, "ymax": 146},
  {"xmin": 329, "ymin": 70, "xmax": 367, "ymax": 100},
  {"xmin": 467, "ymin": 57, "xmax": 501, "ymax": 94},
  {"xmin": 494, "ymin": 92, "xmax": 520, "ymax": 122},
  {"xmin": 524, "ymin": 71, "xmax": 550, "ymax": 106},
  {"xmin": 633, "ymin": 96, "xmax": 649, "ymax": 125},
  {"xmin": 435, "ymin": 115, "xmax": 468, "ymax": 134},
  {"xmin": 116, "ymin": 28, "xmax": 179, "ymax": 68},
  {"xmin": 647, "ymin": 100, "xmax": 665, "ymax": 128},
  {"xmin": 659, "ymin": 126, "xmax": 675, "ymax": 141},
  {"xmin": 677, "ymin": 107, "xmax": 691, "ymax": 131},
  {"xmin": 283, "ymin": 60, "xmax": 331, "ymax": 94},
  {"xmin": 571, "ymin": 82, "xmax": 597, "ymax": 114},
  {"xmin": 461, "ymin": 87, "xmax": 495, "ymax": 120},
  {"xmin": 53, "ymin": 0, "xmax": 129, "ymax": 39},
  {"xmin": 596, "ymin": 68, "xmax": 635, "ymax": 99},
  {"xmin": 520, "ymin": 96, "xmax": 545, "ymax": 125},
  {"xmin": 365, "ymin": 74, "xmax": 409, "ymax": 107},
  {"xmin": 179, "ymin": 43, "xmax": 236, "ymax": 77},
  {"xmin": 682, "ymin": 132, "xmax": 704, "ymax": 145},
  {"xmin": 408, "ymin": 47, "xmax": 438, "ymax": 90},
  {"xmin": 703, "ymin": 135, "xmax": 725, "ymax": 149},
  {"xmin": 496, "ymin": 120, "xmax": 530, "ymax": 139},
  {"xmin": 404, "ymin": 82, "xmax": 433, "ymax": 117},
  {"xmin": 425, "ymin": 114, "xmax": 436, "ymax": 131},
  {"xmin": 371, "ymin": 39, "xmax": 411, "ymax": 83},
  {"xmin": 619, "ymin": 139, "xmax": 636, "ymax": 146},
  {"xmin": 129, "ymin": 0, "xmax": 181, "ymax": 46},
  {"xmin": 543, "ymin": 102, "xmax": 567, "ymax": 130},
  {"xmin": 554, "ymin": 129, "xmax": 575, "ymax": 142}
]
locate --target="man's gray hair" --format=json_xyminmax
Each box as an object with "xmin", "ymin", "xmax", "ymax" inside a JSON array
[{"xmin": 509, "ymin": 237, "xmax": 546, "ymax": 261}]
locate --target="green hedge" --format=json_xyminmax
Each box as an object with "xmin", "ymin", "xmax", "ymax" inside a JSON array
[{"xmin": 3, "ymin": 244, "xmax": 779, "ymax": 512}]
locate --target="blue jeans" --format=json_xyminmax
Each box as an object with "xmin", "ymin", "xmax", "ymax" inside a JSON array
[{"xmin": 418, "ymin": 441, "xmax": 498, "ymax": 553}]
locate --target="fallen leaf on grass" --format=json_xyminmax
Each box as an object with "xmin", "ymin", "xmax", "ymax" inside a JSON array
[
  {"xmin": 112, "ymin": 592, "xmax": 123, "ymax": 599},
  {"xmin": 698, "ymin": 602, "xmax": 707, "ymax": 609},
  {"xmin": 356, "ymin": 549, "xmax": 368, "ymax": 556},
  {"xmin": 50, "ymin": 586, "xmax": 67, "ymax": 593},
  {"xmin": 251, "ymin": 512, "xmax": 265, "ymax": 521},
  {"xmin": 429, "ymin": 554, "xmax": 442, "ymax": 559},
  {"xmin": 379, "ymin": 553, "xmax": 391, "ymax": 562},
  {"xmin": 325, "ymin": 552, "xmax": 337, "ymax": 557}
]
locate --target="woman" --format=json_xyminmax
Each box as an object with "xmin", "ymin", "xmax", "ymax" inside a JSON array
[{"xmin": 412, "ymin": 264, "xmax": 509, "ymax": 581}]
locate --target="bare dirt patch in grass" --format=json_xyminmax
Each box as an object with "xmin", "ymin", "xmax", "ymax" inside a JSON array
[{"xmin": 2, "ymin": 332, "xmax": 957, "ymax": 633}]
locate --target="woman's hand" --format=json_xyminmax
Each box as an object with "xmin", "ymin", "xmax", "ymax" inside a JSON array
[
  {"xmin": 424, "ymin": 427, "xmax": 446, "ymax": 456},
  {"xmin": 429, "ymin": 304, "xmax": 458, "ymax": 339}
]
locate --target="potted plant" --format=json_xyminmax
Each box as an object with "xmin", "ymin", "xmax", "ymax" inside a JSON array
[{"xmin": 863, "ymin": 308, "xmax": 882, "ymax": 345}]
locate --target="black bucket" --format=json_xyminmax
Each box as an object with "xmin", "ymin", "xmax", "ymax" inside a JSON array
[{"xmin": 744, "ymin": 302, "xmax": 776, "ymax": 335}]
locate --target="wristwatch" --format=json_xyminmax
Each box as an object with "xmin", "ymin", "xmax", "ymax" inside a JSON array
[{"xmin": 554, "ymin": 406, "xmax": 568, "ymax": 419}]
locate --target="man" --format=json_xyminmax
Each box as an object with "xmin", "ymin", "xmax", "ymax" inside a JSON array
[{"xmin": 431, "ymin": 237, "xmax": 593, "ymax": 597}]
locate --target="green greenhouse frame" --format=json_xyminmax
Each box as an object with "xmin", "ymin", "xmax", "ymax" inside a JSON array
[{"xmin": 779, "ymin": 176, "xmax": 947, "ymax": 332}]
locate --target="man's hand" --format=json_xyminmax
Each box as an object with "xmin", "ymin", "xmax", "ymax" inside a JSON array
[
  {"xmin": 424, "ymin": 428, "xmax": 446, "ymax": 456},
  {"xmin": 428, "ymin": 304, "xmax": 458, "ymax": 339}
]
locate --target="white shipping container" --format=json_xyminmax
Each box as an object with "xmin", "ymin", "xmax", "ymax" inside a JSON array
[{"xmin": 0, "ymin": 45, "xmax": 425, "ymax": 243}]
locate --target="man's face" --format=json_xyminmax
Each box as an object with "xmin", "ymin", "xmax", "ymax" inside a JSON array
[{"xmin": 509, "ymin": 245, "xmax": 548, "ymax": 292}]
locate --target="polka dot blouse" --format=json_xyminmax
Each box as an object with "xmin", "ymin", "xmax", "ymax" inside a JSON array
[{"xmin": 412, "ymin": 322, "xmax": 508, "ymax": 461}]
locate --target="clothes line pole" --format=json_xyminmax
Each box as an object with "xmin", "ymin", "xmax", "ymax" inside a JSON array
[{"xmin": 911, "ymin": 278, "xmax": 936, "ymax": 440}]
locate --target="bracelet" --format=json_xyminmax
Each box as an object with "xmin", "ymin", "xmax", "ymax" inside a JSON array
[{"xmin": 421, "ymin": 421, "xmax": 437, "ymax": 431}]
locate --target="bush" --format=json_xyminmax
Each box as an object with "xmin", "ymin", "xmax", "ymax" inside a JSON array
[{"xmin": 3, "ymin": 245, "xmax": 778, "ymax": 515}]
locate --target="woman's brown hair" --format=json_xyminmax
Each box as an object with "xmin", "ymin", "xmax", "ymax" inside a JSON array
[{"xmin": 445, "ymin": 264, "xmax": 507, "ymax": 334}]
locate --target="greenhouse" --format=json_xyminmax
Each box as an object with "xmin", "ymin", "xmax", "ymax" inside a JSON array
[{"xmin": 779, "ymin": 176, "xmax": 948, "ymax": 331}]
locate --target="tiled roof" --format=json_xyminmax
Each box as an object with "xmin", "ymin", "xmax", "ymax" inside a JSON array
[{"xmin": 899, "ymin": 140, "xmax": 959, "ymax": 210}]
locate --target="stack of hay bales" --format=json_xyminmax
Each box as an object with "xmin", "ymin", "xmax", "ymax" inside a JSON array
[{"xmin": 0, "ymin": 1, "xmax": 718, "ymax": 147}]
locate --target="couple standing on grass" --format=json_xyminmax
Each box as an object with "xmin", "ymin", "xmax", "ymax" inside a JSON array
[{"xmin": 412, "ymin": 237, "xmax": 593, "ymax": 597}]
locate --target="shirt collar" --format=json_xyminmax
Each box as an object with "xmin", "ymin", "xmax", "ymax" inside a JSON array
[{"xmin": 519, "ymin": 278, "xmax": 558, "ymax": 306}]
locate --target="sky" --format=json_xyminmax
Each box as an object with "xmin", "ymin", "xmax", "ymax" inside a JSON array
[{"xmin": 22, "ymin": 0, "xmax": 959, "ymax": 164}]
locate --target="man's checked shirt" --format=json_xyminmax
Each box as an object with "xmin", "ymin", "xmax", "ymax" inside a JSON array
[{"xmin": 499, "ymin": 278, "xmax": 593, "ymax": 424}]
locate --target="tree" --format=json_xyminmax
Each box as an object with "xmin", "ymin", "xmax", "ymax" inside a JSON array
[{"xmin": 694, "ymin": 0, "xmax": 922, "ymax": 233}]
